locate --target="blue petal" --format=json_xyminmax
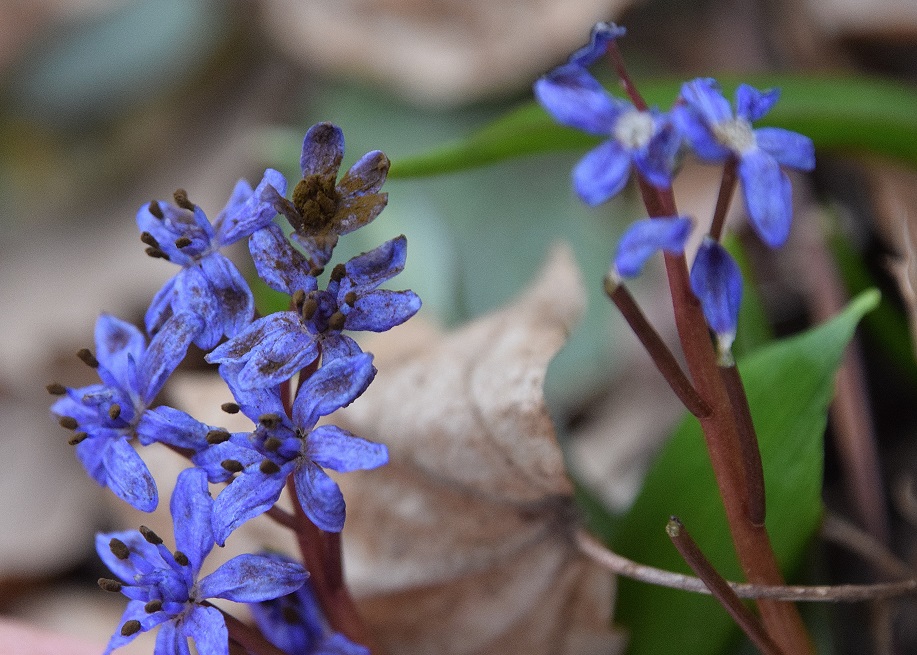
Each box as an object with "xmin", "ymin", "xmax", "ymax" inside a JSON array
[
  {"xmin": 211, "ymin": 467, "xmax": 288, "ymax": 545},
  {"xmin": 219, "ymin": 362, "xmax": 287, "ymax": 422},
  {"xmin": 338, "ymin": 150, "xmax": 390, "ymax": 197},
  {"xmin": 96, "ymin": 530, "xmax": 163, "ymax": 582},
  {"xmin": 343, "ymin": 235, "xmax": 407, "ymax": 291},
  {"xmin": 308, "ymin": 425, "xmax": 388, "ymax": 473},
  {"xmin": 735, "ymin": 84, "xmax": 780, "ymax": 122},
  {"xmin": 136, "ymin": 406, "xmax": 211, "ymax": 450},
  {"xmin": 236, "ymin": 321, "xmax": 319, "ymax": 390},
  {"xmin": 613, "ymin": 216, "xmax": 693, "ymax": 278},
  {"xmin": 572, "ymin": 139, "xmax": 632, "ymax": 205},
  {"xmin": 104, "ymin": 438, "xmax": 158, "ymax": 512},
  {"xmin": 94, "ymin": 315, "xmax": 145, "ymax": 390},
  {"xmin": 75, "ymin": 433, "xmax": 109, "ymax": 485},
  {"xmin": 206, "ymin": 313, "xmax": 284, "ymax": 364},
  {"xmin": 294, "ymin": 462, "xmax": 346, "ymax": 533},
  {"xmin": 679, "ymin": 78, "xmax": 733, "ymax": 126},
  {"xmin": 292, "ymin": 231, "xmax": 339, "ymax": 268},
  {"xmin": 199, "ymin": 553, "xmax": 307, "ymax": 602},
  {"xmin": 103, "ymin": 601, "xmax": 160, "ymax": 655},
  {"xmin": 170, "ymin": 468, "xmax": 214, "ymax": 573},
  {"xmin": 567, "ymin": 22, "xmax": 627, "ymax": 68},
  {"xmin": 174, "ymin": 255, "xmax": 253, "ymax": 350},
  {"xmin": 345, "ymin": 290, "xmax": 421, "ymax": 332},
  {"xmin": 139, "ymin": 312, "xmax": 200, "ymax": 402},
  {"xmin": 292, "ymin": 353, "xmax": 376, "ymax": 429},
  {"xmin": 145, "ymin": 276, "xmax": 178, "ymax": 337},
  {"xmin": 690, "ymin": 238, "xmax": 743, "ymax": 342},
  {"xmin": 632, "ymin": 118, "xmax": 680, "ymax": 189},
  {"xmin": 136, "ymin": 202, "xmax": 193, "ymax": 266},
  {"xmin": 182, "ymin": 605, "xmax": 227, "ymax": 655},
  {"xmin": 216, "ymin": 168, "xmax": 288, "ymax": 245},
  {"xmin": 671, "ymin": 105, "xmax": 731, "ymax": 162},
  {"xmin": 738, "ymin": 150, "xmax": 793, "ymax": 247},
  {"xmin": 191, "ymin": 436, "xmax": 263, "ymax": 483},
  {"xmin": 250, "ymin": 223, "xmax": 316, "ymax": 295},
  {"xmin": 155, "ymin": 620, "xmax": 191, "ymax": 655},
  {"xmin": 301, "ymin": 123, "xmax": 345, "ymax": 177},
  {"xmin": 534, "ymin": 66, "xmax": 621, "ymax": 135},
  {"xmin": 319, "ymin": 334, "xmax": 363, "ymax": 363},
  {"xmin": 754, "ymin": 127, "xmax": 815, "ymax": 171}
]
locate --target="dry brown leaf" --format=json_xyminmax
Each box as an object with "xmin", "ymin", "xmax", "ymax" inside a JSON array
[{"xmin": 334, "ymin": 243, "xmax": 624, "ymax": 655}]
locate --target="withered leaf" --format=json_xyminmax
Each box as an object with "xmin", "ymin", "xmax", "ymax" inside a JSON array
[{"xmin": 335, "ymin": 244, "xmax": 624, "ymax": 655}]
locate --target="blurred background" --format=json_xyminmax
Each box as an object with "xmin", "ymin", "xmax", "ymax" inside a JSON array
[{"xmin": 2, "ymin": 0, "xmax": 917, "ymax": 652}]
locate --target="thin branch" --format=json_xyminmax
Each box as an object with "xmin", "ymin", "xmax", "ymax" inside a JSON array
[
  {"xmin": 667, "ymin": 517, "xmax": 786, "ymax": 655},
  {"xmin": 577, "ymin": 530, "xmax": 917, "ymax": 602},
  {"xmin": 821, "ymin": 512, "xmax": 913, "ymax": 579}
]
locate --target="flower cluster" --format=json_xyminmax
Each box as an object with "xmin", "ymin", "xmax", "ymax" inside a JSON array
[
  {"xmin": 535, "ymin": 23, "xmax": 815, "ymax": 353},
  {"xmin": 51, "ymin": 123, "xmax": 420, "ymax": 653}
]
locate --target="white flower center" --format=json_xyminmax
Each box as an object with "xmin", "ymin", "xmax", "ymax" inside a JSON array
[
  {"xmin": 614, "ymin": 110, "xmax": 654, "ymax": 149},
  {"xmin": 713, "ymin": 118, "xmax": 756, "ymax": 154}
]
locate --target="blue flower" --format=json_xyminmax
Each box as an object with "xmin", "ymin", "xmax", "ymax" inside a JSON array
[
  {"xmin": 263, "ymin": 123, "xmax": 390, "ymax": 267},
  {"xmin": 674, "ymin": 78, "xmax": 815, "ymax": 247},
  {"xmin": 690, "ymin": 237, "xmax": 743, "ymax": 357},
  {"xmin": 566, "ymin": 22, "xmax": 627, "ymax": 68},
  {"xmin": 534, "ymin": 66, "xmax": 680, "ymax": 206},
  {"xmin": 195, "ymin": 353, "xmax": 388, "ymax": 541},
  {"xmin": 138, "ymin": 169, "xmax": 286, "ymax": 350},
  {"xmin": 249, "ymin": 553, "xmax": 370, "ymax": 655},
  {"xmin": 97, "ymin": 468, "xmax": 308, "ymax": 655},
  {"xmin": 206, "ymin": 224, "xmax": 421, "ymax": 390},
  {"xmin": 52, "ymin": 313, "xmax": 199, "ymax": 511},
  {"xmin": 612, "ymin": 216, "xmax": 693, "ymax": 280}
]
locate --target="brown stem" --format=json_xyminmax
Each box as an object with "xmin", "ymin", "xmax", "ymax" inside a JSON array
[
  {"xmin": 211, "ymin": 604, "xmax": 288, "ymax": 655},
  {"xmin": 606, "ymin": 42, "xmax": 649, "ymax": 111},
  {"xmin": 710, "ymin": 159, "xmax": 739, "ymax": 242},
  {"xmin": 605, "ymin": 278, "xmax": 710, "ymax": 417},
  {"xmin": 720, "ymin": 364, "xmax": 767, "ymax": 526},
  {"xmin": 667, "ymin": 518, "xmax": 787, "ymax": 655}
]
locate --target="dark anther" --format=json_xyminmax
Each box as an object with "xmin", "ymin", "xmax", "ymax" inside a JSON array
[
  {"xmin": 145, "ymin": 246, "xmax": 169, "ymax": 260},
  {"xmin": 109, "ymin": 538, "xmax": 130, "ymax": 560},
  {"xmin": 221, "ymin": 459, "xmax": 244, "ymax": 473},
  {"xmin": 58, "ymin": 416, "xmax": 78, "ymax": 430},
  {"xmin": 77, "ymin": 348, "xmax": 99, "ymax": 368},
  {"xmin": 148, "ymin": 201, "xmax": 164, "ymax": 219},
  {"xmin": 309, "ymin": 266, "xmax": 325, "ymax": 277},
  {"xmin": 173, "ymin": 550, "xmax": 190, "ymax": 566},
  {"xmin": 343, "ymin": 291, "xmax": 357, "ymax": 306},
  {"xmin": 173, "ymin": 189, "xmax": 195, "ymax": 211},
  {"xmin": 174, "ymin": 236, "xmax": 192, "ymax": 249},
  {"xmin": 221, "ymin": 402, "xmax": 240, "ymax": 414},
  {"xmin": 263, "ymin": 436, "xmax": 282, "ymax": 452},
  {"xmin": 292, "ymin": 289, "xmax": 306, "ymax": 307},
  {"xmin": 330, "ymin": 264, "xmax": 347, "ymax": 282},
  {"xmin": 144, "ymin": 599, "xmax": 163, "ymax": 613},
  {"xmin": 281, "ymin": 605, "xmax": 300, "ymax": 624},
  {"xmin": 121, "ymin": 620, "xmax": 142, "ymax": 637},
  {"xmin": 328, "ymin": 311, "xmax": 346, "ymax": 331},
  {"xmin": 260, "ymin": 459, "xmax": 281, "ymax": 475},
  {"xmin": 259, "ymin": 413, "xmax": 281, "ymax": 428},
  {"xmin": 108, "ymin": 404, "xmax": 122, "ymax": 420},
  {"xmin": 97, "ymin": 578, "xmax": 123, "ymax": 592},
  {"xmin": 46, "ymin": 383, "xmax": 67, "ymax": 395},
  {"xmin": 68, "ymin": 431, "xmax": 88, "ymax": 445},
  {"xmin": 206, "ymin": 429, "xmax": 230, "ymax": 445},
  {"xmin": 140, "ymin": 232, "xmax": 160, "ymax": 248},
  {"xmin": 302, "ymin": 298, "xmax": 318, "ymax": 321},
  {"xmin": 140, "ymin": 525, "xmax": 163, "ymax": 545}
]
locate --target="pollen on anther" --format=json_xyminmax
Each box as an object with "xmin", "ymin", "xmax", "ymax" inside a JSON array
[
  {"xmin": 221, "ymin": 402, "xmax": 240, "ymax": 414},
  {"xmin": 108, "ymin": 404, "xmax": 121, "ymax": 420},
  {"xmin": 292, "ymin": 289, "xmax": 306, "ymax": 307},
  {"xmin": 46, "ymin": 383, "xmax": 67, "ymax": 396},
  {"xmin": 221, "ymin": 459, "xmax": 244, "ymax": 473},
  {"xmin": 140, "ymin": 232, "xmax": 160, "ymax": 248},
  {"xmin": 68, "ymin": 432, "xmax": 88, "ymax": 445},
  {"xmin": 109, "ymin": 538, "xmax": 130, "ymax": 560},
  {"xmin": 77, "ymin": 348, "xmax": 99, "ymax": 368},
  {"xmin": 140, "ymin": 525, "xmax": 163, "ymax": 545},
  {"xmin": 264, "ymin": 436, "xmax": 282, "ymax": 452},
  {"xmin": 206, "ymin": 429, "xmax": 230, "ymax": 445},
  {"xmin": 58, "ymin": 416, "xmax": 78, "ymax": 430},
  {"xmin": 148, "ymin": 201, "xmax": 165, "ymax": 219},
  {"xmin": 144, "ymin": 599, "xmax": 163, "ymax": 613},
  {"xmin": 173, "ymin": 550, "xmax": 190, "ymax": 566},
  {"xmin": 145, "ymin": 246, "xmax": 169, "ymax": 260},
  {"xmin": 174, "ymin": 236, "xmax": 192, "ymax": 249},
  {"xmin": 344, "ymin": 291, "xmax": 357, "ymax": 306},
  {"xmin": 260, "ymin": 459, "xmax": 281, "ymax": 475},
  {"xmin": 330, "ymin": 264, "xmax": 347, "ymax": 282},
  {"xmin": 121, "ymin": 620, "xmax": 142, "ymax": 637},
  {"xmin": 309, "ymin": 266, "xmax": 325, "ymax": 277},
  {"xmin": 173, "ymin": 189, "xmax": 195, "ymax": 211},
  {"xmin": 328, "ymin": 311, "xmax": 346, "ymax": 331},
  {"xmin": 97, "ymin": 578, "xmax": 123, "ymax": 592},
  {"xmin": 302, "ymin": 298, "xmax": 318, "ymax": 321},
  {"xmin": 259, "ymin": 413, "xmax": 281, "ymax": 428}
]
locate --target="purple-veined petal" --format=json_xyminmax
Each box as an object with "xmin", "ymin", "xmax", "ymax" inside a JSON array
[
  {"xmin": 735, "ymin": 84, "xmax": 780, "ymax": 122},
  {"xmin": 250, "ymin": 223, "xmax": 316, "ymax": 295},
  {"xmin": 94, "ymin": 315, "xmax": 145, "ymax": 390},
  {"xmin": 139, "ymin": 312, "xmax": 200, "ymax": 402},
  {"xmin": 104, "ymin": 438, "xmax": 158, "ymax": 512},
  {"xmin": 292, "ymin": 354, "xmax": 376, "ymax": 429},
  {"xmin": 291, "ymin": 232, "xmax": 339, "ymax": 268},
  {"xmin": 74, "ymin": 433, "xmax": 109, "ymax": 485},
  {"xmin": 671, "ymin": 105, "xmax": 731, "ymax": 162},
  {"xmin": 307, "ymin": 425, "xmax": 388, "ymax": 473},
  {"xmin": 199, "ymin": 553, "xmax": 307, "ymax": 602},
  {"xmin": 173, "ymin": 255, "xmax": 253, "ymax": 351},
  {"xmin": 219, "ymin": 362, "xmax": 287, "ymax": 422},
  {"xmin": 534, "ymin": 66, "xmax": 620, "ymax": 135},
  {"xmin": 613, "ymin": 216, "xmax": 693, "ymax": 278},
  {"xmin": 319, "ymin": 334, "xmax": 363, "ymax": 363},
  {"xmin": 96, "ymin": 530, "xmax": 164, "ymax": 582},
  {"xmin": 301, "ymin": 123, "xmax": 345, "ymax": 177},
  {"xmin": 216, "ymin": 168, "xmax": 288, "ymax": 245},
  {"xmin": 235, "ymin": 326, "xmax": 320, "ymax": 391},
  {"xmin": 344, "ymin": 290, "xmax": 421, "ymax": 332},
  {"xmin": 343, "ymin": 235, "xmax": 407, "ymax": 290},
  {"xmin": 679, "ymin": 78, "xmax": 733, "ymax": 126},
  {"xmin": 338, "ymin": 150, "xmax": 390, "ymax": 197},
  {"xmin": 191, "ymin": 436, "xmax": 262, "ymax": 483},
  {"xmin": 136, "ymin": 406, "xmax": 211, "ymax": 450},
  {"xmin": 211, "ymin": 467, "xmax": 289, "ymax": 545},
  {"xmin": 690, "ymin": 238, "xmax": 743, "ymax": 345},
  {"xmin": 182, "ymin": 605, "xmax": 227, "ymax": 655},
  {"xmin": 738, "ymin": 150, "xmax": 793, "ymax": 247},
  {"xmin": 156, "ymin": 620, "xmax": 192, "ymax": 655},
  {"xmin": 294, "ymin": 462, "xmax": 346, "ymax": 533},
  {"xmin": 206, "ymin": 313, "xmax": 290, "ymax": 364},
  {"xmin": 567, "ymin": 22, "xmax": 627, "ymax": 68},
  {"xmin": 136, "ymin": 202, "xmax": 193, "ymax": 266},
  {"xmin": 754, "ymin": 127, "xmax": 815, "ymax": 171},
  {"xmin": 170, "ymin": 468, "xmax": 214, "ymax": 573},
  {"xmin": 145, "ymin": 276, "xmax": 177, "ymax": 337},
  {"xmin": 572, "ymin": 139, "xmax": 632, "ymax": 205}
]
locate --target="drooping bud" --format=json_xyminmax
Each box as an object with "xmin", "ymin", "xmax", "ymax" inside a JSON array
[{"xmin": 689, "ymin": 237, "xmax": 743, "ymax": 363}]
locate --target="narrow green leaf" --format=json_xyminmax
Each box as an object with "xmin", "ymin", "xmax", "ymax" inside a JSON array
[
  {"xmin": 390, "ymin": 76, "xmax": 917, "ymax": 178},
  {"xmin": 610, "ymin": 290, "xmax": 879, "ymax": 655}
]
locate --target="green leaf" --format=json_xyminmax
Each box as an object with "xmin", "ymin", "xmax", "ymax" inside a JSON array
[
  {"xmin": 610, "ymin": 290, "xmax": 880, "ymax": 655},
  {"xmin": 390, "ymin": 75, "xmax": 917, "ymax": 178}
]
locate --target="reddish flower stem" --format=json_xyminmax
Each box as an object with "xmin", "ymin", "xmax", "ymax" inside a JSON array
[
  {"xmin": 210, "ymin": 603, "xmax": 288, "ymax": 655},
  {"xmin": 606, "ymin": 43, "xmax": 649, "ymax": 111},
  {"xmin": 720, "ymin": 363, "xmax": 767, "ymax": 526},
  {"xmin": 710, "ymin": 158, "xmax": 738, "ymax": 242}
]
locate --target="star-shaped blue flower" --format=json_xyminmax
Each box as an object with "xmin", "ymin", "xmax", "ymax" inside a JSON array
[
  {"xmin": 249, "ymin": 553, "xmax": 370, "ymax": 655},
  {"xmin": 534, "ymin": 66, "xmax": 680, "ymax": 206},
  {"xmin": 673, "ymin": 78, "xmax": 815, "ymax": 247},
  {"xmin": 206, "ymin": 224, "xmax": 421, "ymax": 390},
  {"xmin": 97, "ymin": 468, "xmax": 308, "ymax": 655},
  {"xmin": 690, "ymin": 237, "xmax": 743, "ymax": 357},
  {"xmin": 195, "ymin": 353, "xmax": 388, "ymax": 541},
  {"xmin": 263, "ymin": 122, "xmax": 390, "ymax": 267},
  {"xmin": 52, "ymin": 313, "xmax": 199, "ymax": 511},
  {"xmin": 139, "ymin": 169, "xmax": 286, "ymax": 350}
]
